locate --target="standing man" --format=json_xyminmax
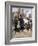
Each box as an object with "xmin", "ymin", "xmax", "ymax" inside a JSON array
[
  {"xmin": 19, "ymin": 15, "xmax": 24, "ymax": 31},
  {"xmin": 14, "ymin": 16, "xmax": 18, "ymax": 32}
]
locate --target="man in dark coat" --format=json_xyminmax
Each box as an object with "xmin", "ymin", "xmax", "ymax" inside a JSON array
[{"xmin": 19, "ymin": 15, "xmax": 24, "ymax": 31}]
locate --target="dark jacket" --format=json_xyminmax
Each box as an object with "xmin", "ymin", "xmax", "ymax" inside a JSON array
[{"xmin": 19, "ymin": 17, "xmax": 24, "ymax": 27}]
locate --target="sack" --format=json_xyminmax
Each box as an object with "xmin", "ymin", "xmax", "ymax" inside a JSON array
[{"xmin": 17, "ymin": 21, "xmax": 20, "ymax": 28}]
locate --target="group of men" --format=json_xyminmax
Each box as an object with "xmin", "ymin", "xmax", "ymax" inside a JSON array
[{"xmin": 14, "ymin": 14, "xmax": 32, "ymax": 32}]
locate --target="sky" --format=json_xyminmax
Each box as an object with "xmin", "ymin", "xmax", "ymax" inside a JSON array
[{"xmin": 12, "ymin": 7, "xmax": 32, "ymax": 17}]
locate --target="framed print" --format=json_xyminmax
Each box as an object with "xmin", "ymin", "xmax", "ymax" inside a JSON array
[{"xmin": 5, "ymin": 2, "xmax": 37, "ymax": 44}]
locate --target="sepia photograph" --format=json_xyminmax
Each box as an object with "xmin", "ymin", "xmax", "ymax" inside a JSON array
[{"xmin": 11, "ymin": 7, "xmax": 32, "ymax": 38}]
